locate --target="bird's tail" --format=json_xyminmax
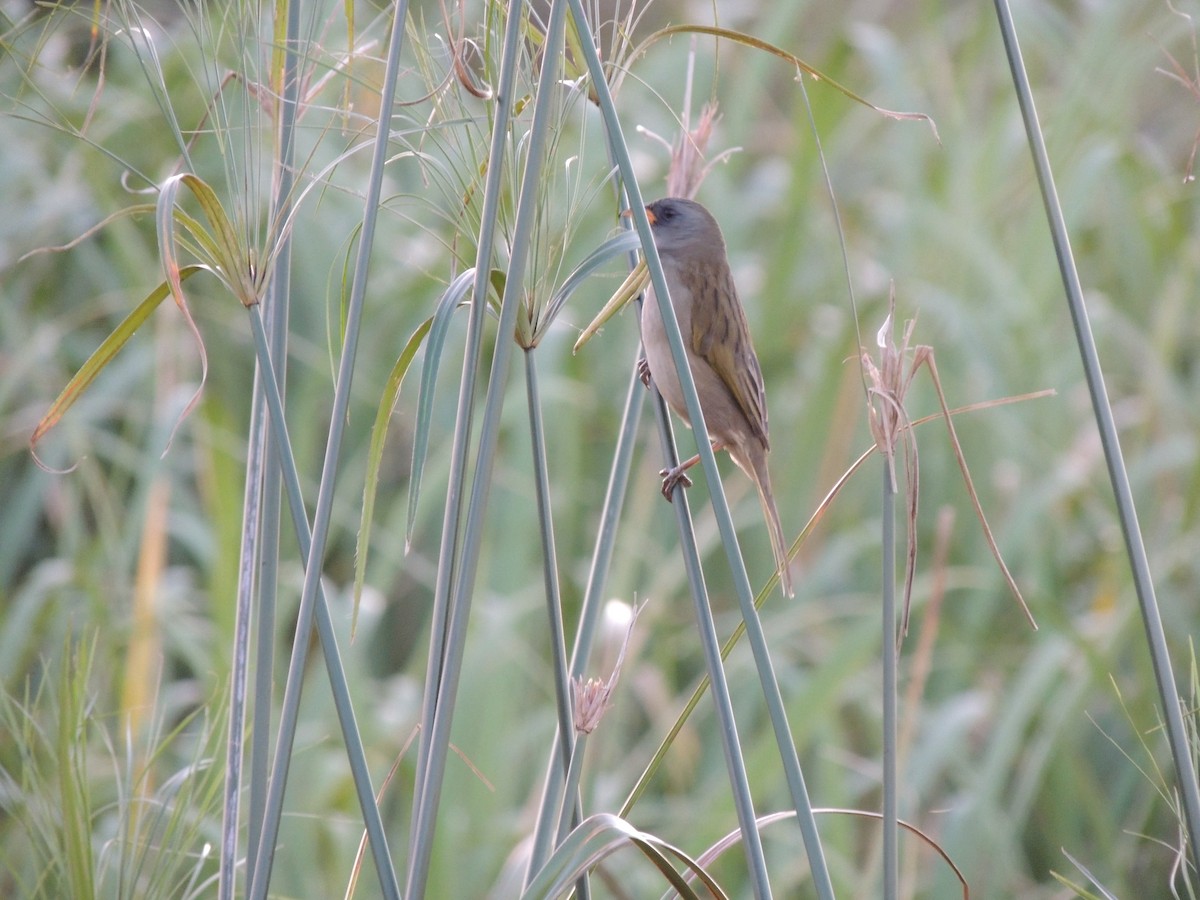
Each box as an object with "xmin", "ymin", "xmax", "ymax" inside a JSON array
[{"xmin": 750, "ymin": 453, "xmax": 794, "ymax": 598}]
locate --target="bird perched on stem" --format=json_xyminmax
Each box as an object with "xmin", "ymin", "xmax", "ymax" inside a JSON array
[{"xmin": 638, "ymin": 197, "xmax": 794, "ymax": 598}]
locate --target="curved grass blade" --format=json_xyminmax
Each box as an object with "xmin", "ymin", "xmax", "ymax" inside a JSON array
[
  {"xmin": 696, "ymin": 810, "xmax": 968, "ymax": 900},
  {"xmin": 622, "ymin": 25, "xmax": 939, "ymax": 142},
  {"xmin": 536, "ymin": 229, "xmax": 642, "ymax": 346},
  {"xmin": 521, "ymin": 813, "xmax": 728, "ymax": 900},
  {"xmin": 405, "ymin": 268, "xmax": 479, "ymax": 547},
  {"xmin": 29, "ymin": 265, "xmax": 206, "ymax": 469},
  {"xmin": 155, "ymin": 173, "xmax": 260, "ymax": 453},
  {"xmin": 352, "ymin": 315, "xmax": 434, "ymax": 638},
  {"xmin": 572, "ymin": 259, "xmax": 647, "ymax": 354},
  {"xmin": 1056, "ymin": 850, "xmax": 1120, "ymax": 900},
  {"xmin": 157, "ymin": 173, "xmax": 259, "ymax": 306}
]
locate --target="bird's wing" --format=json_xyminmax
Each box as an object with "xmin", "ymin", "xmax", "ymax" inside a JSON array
[{"xmin": 682, "ymin": 260, "xmax": 770, "ymax": 447}]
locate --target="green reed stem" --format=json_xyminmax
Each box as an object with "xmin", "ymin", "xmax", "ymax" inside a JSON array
[
  {"xmin": 524, "ymin": 349, "xmax": 575, "ymax": 789},
  {"xmin": 993, "ymin": 0, "xmax": 1200, "ymax": 872},
  {"xmin": 247, "ymin": 1, "xmax": 411, "ymax": 894},
  {"xmin": 882, "ymin": 464, "xmax": 898, "ymax": 900},
  {"xmin": 525, "ymin": 348, "xmax": 646, "ymax": 876},
  {"xmin": 566, "ymin": 2, "xmax": 833, "ymax": 894},
  {"xmin": 244, "ymin": 305, "xmax": 400, "ymax": 900}
]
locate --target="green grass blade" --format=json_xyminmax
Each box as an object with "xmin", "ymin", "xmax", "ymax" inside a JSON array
[
  {"xmin": 405, "ymin": 269, "xmax": 478, "ymax": 546},
  {"xmin": 56, "ymin": 638, "xmax": 94, "ymax": 900},
  {"xmin": 29, "ymin": 265, "xmax": 206, "ymax": 458},
  {"xmin": 538, "ymin": 229, "xmax": 642, "ymax": 342}
]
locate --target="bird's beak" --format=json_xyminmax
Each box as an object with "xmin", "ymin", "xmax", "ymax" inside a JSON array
[{"xmin": 619, "ymin": 206, "xmax": 658, "ymax": 225}]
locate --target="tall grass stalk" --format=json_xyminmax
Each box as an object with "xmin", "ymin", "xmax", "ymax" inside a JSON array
[
  {"xmin": 882, "ymin": 465, "xmax": 898, "ymax": 899},
  {"xmin": 572, "ymin": 42, "xmax": 772, "ymax": 900},
  {"xmin": 523, "ymin": 348, "xmax": 575, "ymax": 801},
  {"xmin": 406, "ymin": 0, "xmax": 527, "ymax": 839},
  {"xmin": 406, "ymin": 0, "xmax": 569, "ymax": 892},
  {"xmin": 229, "ymin": 0, "xmax": 304, "ymax": 894},
  {"xmin": 523, "ymin": 346, "xmax": 590, "ymax": 899},
  {"xmin": 993, "ymin": 0, "xmax": 1200, "ymax": 873},
  {"xmin": 225, "ymin": 376, "xmax": 265, "ymax": 898},
  {"xmin": 242, "ymin": 304, "xmax": 400, "ymax": 899}
]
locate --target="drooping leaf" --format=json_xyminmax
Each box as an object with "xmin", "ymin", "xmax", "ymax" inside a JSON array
[
  {"xmin": 155, "ymin": 173, "xmax": 260, "ymax": 453},
  {"xmin": 30, "ymin": 265, "xmax": 208, "ymax": 470},
  {"xmin": 620, "ymin": 25, "xmax": 940, "ymax": 143}
]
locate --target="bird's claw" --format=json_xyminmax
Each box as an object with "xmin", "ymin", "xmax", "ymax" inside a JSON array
[
  {"xmin": 636, "ymin": 356, "xmax": 652, "ymax": 388},
  {"xmin": 659, "ymin": 466, "xmax": 693, "ymax": 501}
]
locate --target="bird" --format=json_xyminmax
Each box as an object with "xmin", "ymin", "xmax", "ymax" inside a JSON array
[{"xmin": 637, "ymin": 197, "xmax": 794, "ymax": 598}]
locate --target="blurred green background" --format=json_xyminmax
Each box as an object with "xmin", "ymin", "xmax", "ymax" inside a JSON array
[{"xmin": 2, "ymin": 0, "xmax": 1198, "ymax": 896}]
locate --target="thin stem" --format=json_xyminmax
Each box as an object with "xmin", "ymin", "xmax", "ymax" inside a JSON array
[
  {"xmin": 524, "ymin": 349, "xmax": 575, "ymax": 788},
  {"xmin": 637, "ymin": 359, "xmax": 775, "ymax": 897},
  {"xmin": 993, "ymin": 0, "xmax": 1200, "ymax": 872},
  {"xmin": 882, "ymin": 464, "xmax": 898, "ymax": 900},
  {"xmin": 526, "ymin": 349, "xmax": 645, "ymax": 876},
  {"xmin": 244, "ymin": 0, "xmax": 303, "ymax": 885},
  {"xmin": 522, "ymin": 347, "xmax": 619, "ymax": 900},
  {"xmin": 220, "ymin": 381, "xmax": 263, "ymax": 900}
]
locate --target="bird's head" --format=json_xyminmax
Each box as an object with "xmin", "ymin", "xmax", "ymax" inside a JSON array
[{"xmin": 643, "ymin": 197, "xmax": 726, "ymax": 258}]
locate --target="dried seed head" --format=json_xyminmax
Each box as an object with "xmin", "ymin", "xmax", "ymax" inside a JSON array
[
  {"xmin": 569, "ymin": 599, "xmax": 644, "ymax": 734},
  {"xmin": 572, "ymin": 676, "xmax": 611, "ymax": 734}
]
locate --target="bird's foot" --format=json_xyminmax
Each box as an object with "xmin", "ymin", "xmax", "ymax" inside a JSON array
[
  {"xmin": 658, "ymin": 464, "xmax": 693, "ymax": 501},
  {"xmin": 636, "ymin": 356, "xmax": 652, "ymax": 387}
]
